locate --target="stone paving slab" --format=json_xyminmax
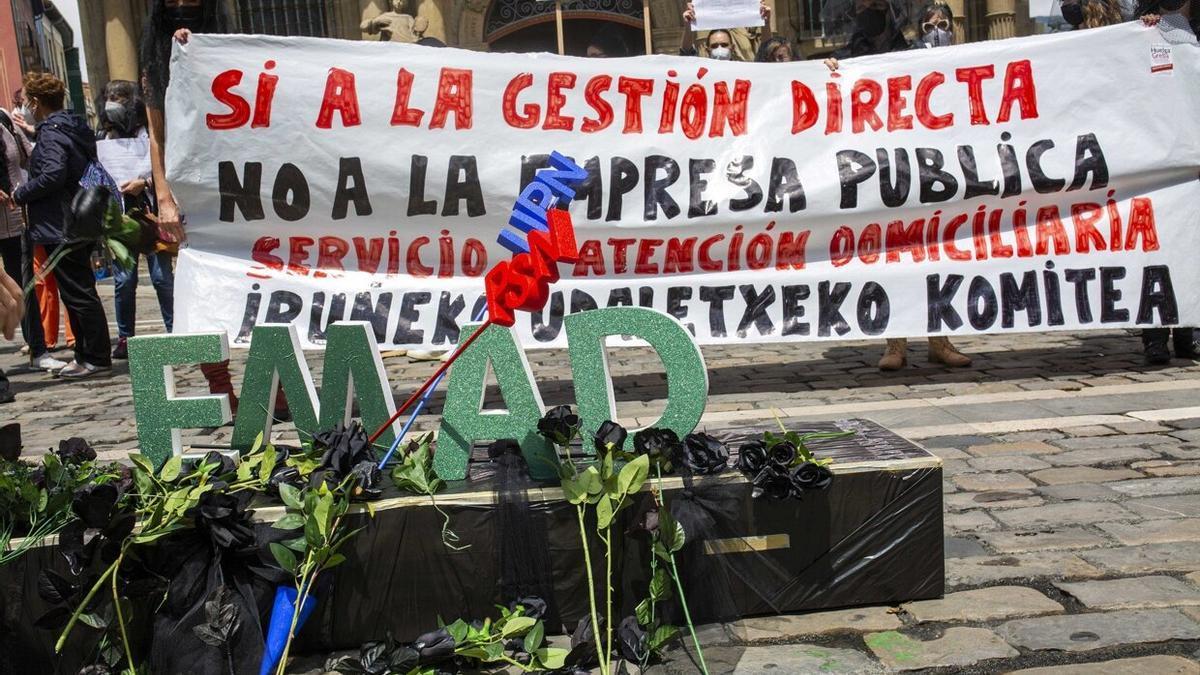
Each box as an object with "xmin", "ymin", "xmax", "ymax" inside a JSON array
[
  {"xmin": 1097, "ymin": 519, "xmax": 1200, "ymax": 545},
  {"xmin": 901, "ymin": 586, "xmax": 1063, "ymax": 623},
  {"xmin": 864, "ymin": 627, "xmax": 1018, "ymax": 671},
  {"xmin": 1004, "ymin": 655, "xmax": 1200, "ymax": 674},
  {"xmin": 1056, "ymin": 576, "xmax": 1200, "ymax": 610},
  {"xmin": 726, "ymin": 606, "xmax": 901, "ymax": 642},
  {"xmin": 1080, "ymin": 542, "xmax": 1200, "ymax": 574},
  {"xmin": 979, "ymin": 527, "xmax": 1109, "ymax": 553},
  {"xmin": 997, "ymin": 608, "xmax": 1200, "ymax": 652}
]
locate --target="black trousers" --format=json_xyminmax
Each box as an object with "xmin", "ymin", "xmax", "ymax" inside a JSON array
[
  {"xmin": 23, "ymin": 241, "xmax": 111, "ymax": 367},
  {"xmin": 1143, "ymin": 327, "xmax": 1194, "ymax": 348}
]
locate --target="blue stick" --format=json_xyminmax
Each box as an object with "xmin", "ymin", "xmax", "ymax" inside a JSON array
[{"xmin": 377, "ymin": 304, "xmax": 488, "ymax": 469}]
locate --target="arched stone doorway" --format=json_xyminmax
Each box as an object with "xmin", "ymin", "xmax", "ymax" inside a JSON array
[{"xmin": 484, "ymin": 0, "xmax": 646, "ymax": 55}]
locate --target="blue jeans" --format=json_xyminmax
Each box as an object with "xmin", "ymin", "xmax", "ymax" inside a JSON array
[{"xmin": 113, "ymin": 251, "xmax": 175, "ymax": 338}]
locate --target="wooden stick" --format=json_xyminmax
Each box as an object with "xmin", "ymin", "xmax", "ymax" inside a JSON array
[
  {"xmin": 555, "ymin": 0, "xmax": 565, "ymax": 55},
  {"xmin": 642, "ymin": 0, "xmax": 653, "ymax": 55}
]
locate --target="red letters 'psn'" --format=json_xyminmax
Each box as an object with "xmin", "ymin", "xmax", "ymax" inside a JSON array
[{"xmin": 484, "ymin": 209, "xmax": 579, "ymax": 327}]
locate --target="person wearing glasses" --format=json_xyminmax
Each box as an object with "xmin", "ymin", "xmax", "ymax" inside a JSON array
[{"xmin": 916, "ymin": 2, "xmax": 955, "ymax": 46}]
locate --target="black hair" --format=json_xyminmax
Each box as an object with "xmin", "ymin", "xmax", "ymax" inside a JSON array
[
  {"xmin": 587, "ymin": 24, "xmax": 630, "ymax": 57},
  {"xmin": 138, "ymin": 0, "xmax": 231, "ymax": 109},
  {"xmin": 417, "ymin": 36, "xmax": 447, "ymax": 47},
  {"xmin": 754, "ymin": 36, "xmax": 795, "ymax": 61},
  {"xmin": 1135, "ymin": 0, "xmax": 1198, "ymax": 30},
  {"xmin": 919, "ymin": 2, "xmax": 954, "ymax": 23},
  {"xmin": 97, "ymin": 79, "xmax": 148, "ymax": 137},
  {"xmin": 706, "ymin": 28, "xmax": 734, "ymax": 46}
]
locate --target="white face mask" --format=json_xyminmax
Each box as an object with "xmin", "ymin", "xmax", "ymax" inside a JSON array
[
  {"xmin": 710, "ymin": 46, "xmax": 732, "ymax": 60},
  {"xmin": 921, "ymin": 28, "xmax": 953, "ymax": 47}
]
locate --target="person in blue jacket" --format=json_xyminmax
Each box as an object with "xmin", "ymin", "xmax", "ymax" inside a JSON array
[{"xmin": 11, "ymin": 72, "xmax": 112, "ymax": 379}]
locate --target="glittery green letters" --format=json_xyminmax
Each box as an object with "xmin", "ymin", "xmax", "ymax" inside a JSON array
[
  {"xmin": 439, "ymin": 322, "xmax": 556, "ymax": 481},
  {"xmin": 128, "ymin": 333, "xmax": 233, "ymax": 469},
  {"xmin": 319, "ymin": 322, "xmax": 399, "ymax": 448},
  {"xmin": 565, "ymin": 307, "xmax": 708, "ymax": 451},
  {"xmin": 231, "ymin": 324, "xmax": 319, "ymax": 451}
]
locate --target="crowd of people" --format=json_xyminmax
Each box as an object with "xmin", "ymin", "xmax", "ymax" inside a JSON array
[{"xmin": 0, "ymin": 0, "xmax": 1194, "ymax": 406}]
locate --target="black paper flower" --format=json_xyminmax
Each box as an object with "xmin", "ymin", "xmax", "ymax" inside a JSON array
[
  {"xmin": 508, "ymin": 595, "xmax": 547, "ymax": 620},
  {"xmin": 617, "ymin": 615, "xmax": 647, "ymax": 663},
  {"xmin": 60, "ymin": 483, "xmax": 134, "ymax": 574},
  {"xmin": 413, "ymin": 627, "xmax": 456, "ymax": 664},
  {"xmin": 188, "ymin": 489, "xmax": 256, "ymax": 552},
  {"xmin": 348, "ymin": 460, "xmax": 384, "ymax": 501},
  {"xmin": 487, "ymin": 439, "xmax": 522, "ymax": 459},
  {"xmin": 201, "ymin": 450, "xmax": 237, "ymax": 477},
  {"xmin": 0, "ymin": 422, "xmax": 20, "ymax": 462},
  {"xmin": 566, "ymin": 615, "xmax": 600, "ymax": 668},
  {"xmin": 737, "ymin": 440, "xmax": 768, "ymax": 474},
  {"xmin": 537, "ymin": 405, "xmax": 581, "ymax": 447},
  {"xmin": 313, "ymin": 422, "xmax": 374, "ymax": 478},
  {"xmin": 768, "ymin": 441, "xmax": 797, "ymax": 469},
  {"xmin": 681, "ymin": 433, "xmax": 729, "ymax": 475},
  {"xmin": 327, "ymin": 637, "xmax": 419, "ymax": 675},
  {"xmin": 191, "ymin": 585, "xmax": 242, "ymax": 648},
  {"xmin": 267, "ymin": 465, "xmax": 303, "ymax": 497},
  {"xmin": 790, "ymin": 462, "xmax": 833, "ymax": 495},
  {"xmin": 593, "ymin": 420, "xmax": 628, "ymax": 454},
  {"xmin": 633, "ymin": 428, "xmax": 681, "ymax": 470},
  {"xmin": 56, "ymin": 437, "xmax": 96, "ymax": 465},
  {"xmin": 751, "ymin": 466, "xmax": 793, "ymax": 500},
  {"xmin": 308, "ymin": 468, "xmax": 336, "ymax": 491}
]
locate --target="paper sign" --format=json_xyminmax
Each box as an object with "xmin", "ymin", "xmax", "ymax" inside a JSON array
[
  {"xmin": 97, "ymin": 136, "xmax": 152, "ymax": 186},
  {"xmin": 692, "ymin": 0, "xmax": 763, "ymax": 31},
  {"xmin": 1150, "ymin": 43, "xmax": 1173, "ymax": 74}
]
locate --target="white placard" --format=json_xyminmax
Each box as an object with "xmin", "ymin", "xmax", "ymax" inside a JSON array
[
  {"xmin": 691, "ymin": 0, "xmax": 764, "ymax": 31},
  {"xmin": 96, "ymin": 136, "xmax": 151, "ymax": 186}
]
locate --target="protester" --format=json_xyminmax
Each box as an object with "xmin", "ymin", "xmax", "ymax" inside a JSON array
[
  {"xmin": 1060, "ymin": 0, "xmax": 1124, "ymax": 28},
  {"xmin": 755, "ymin": 36, "xmax": 799, "ymax": 61},
  {"xmin": 0, "ymin": 269, "xmax": 23, "ymax": 402},
  {"xmin": 586, "ymin": 24, "xmax": 631, "ymax": 57},
  {"xmin": 680, "ymin": 2, "xmax": 773, "ymax": 60},
  {"xmin": 140, "ymin": 0, "xmax": 292, "ymax": 418},
  {"xmin": 97, "ymin": 79, "xmax": 174, "ymax": 360},
  {"xmin": 1137, "ymin": 0, "xmax": 1198, "ymax": 42},
  {"xmin": 0, "ymin": 104, "xmax": 37, "ymax": 364},
  {"xmin": 824, "ymin": 0, "xmax": 971, "ymax": 370},
  {"xmin": 915, "ymin": 2, "xmax": 956, "ymax": 45},
  {"xmin": 11, "ymin": 72, "xmax": 112, "ymax": 379}
]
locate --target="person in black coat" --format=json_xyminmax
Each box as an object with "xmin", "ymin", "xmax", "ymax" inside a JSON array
[{"xmin": 11, "ymin": 72, "xmax": 112, "ymax": 378}]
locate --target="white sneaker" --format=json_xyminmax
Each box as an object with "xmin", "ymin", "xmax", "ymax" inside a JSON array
[
  {"xmin": 406, "ymin": 350, "xmax": 445, "ymax": 362},
  {"xmin": 32, "ymin": 354, "xmax": 68, "ymax": 371}
]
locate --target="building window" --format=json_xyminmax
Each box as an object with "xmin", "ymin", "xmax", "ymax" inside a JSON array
[{"xmin": 232, "ymin": 0, "xmax": 336, "ymax": 37}]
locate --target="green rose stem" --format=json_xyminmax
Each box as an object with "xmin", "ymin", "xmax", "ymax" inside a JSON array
[
  {"xmin": 110, "ymin": 545, "xmax": 135, "ymax": 669},
  {"xmin": 275, "ymin": 511, "xmax": 345, "ymax": 675},
  {"xmin": 56, "ymin": 556, "xmax": 121, "ymax": 653},
  {"xmin": 653, "ymin": 465, "xmax": 709, "ymax": 675},
  {"xmin": 575, "ymin": 503, "xmax": 608, "ymax": 673}
]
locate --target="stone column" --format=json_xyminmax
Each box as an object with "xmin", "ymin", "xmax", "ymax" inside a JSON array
[
  {"xmin": 103, "ymin": 0, "xmax": 139, "ymax": 81},
  {"xmin": 986, "ymin": 0, "xmax": 1016, "ymax": 39},
  {"xmin": 943, "ymin": 0, "xmax": 967, "ymax": 42},
  {"xmin": 78, "ymin": 0, "xmax": 110, "ymax": 94}
]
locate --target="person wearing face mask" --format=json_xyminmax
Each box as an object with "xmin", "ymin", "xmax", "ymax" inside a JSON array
[
  {"xmin": 755, "ymin": 35, "xmax": 801, "ymax": 61},
  {"xmin": 1059, "ymin": 0, "xmax": 1124, "ymax": 29},
  {"xmin": 96, "ymin": 79, "xmax": 174, "ymax": 361},
  {"xmin": 11, "ymin": 72, "xmax": 113, "ymax": 379},
  {"xmin": 680, "ymin": 1, "xmax": 773, "ymax": 60},
  {"xmin": 916, "ymin": 3, "xmax": 955, "ymax": 46},
  {"xmin": 1138, "ymin": 0, "xmax": 1198, "ymax": 42}
]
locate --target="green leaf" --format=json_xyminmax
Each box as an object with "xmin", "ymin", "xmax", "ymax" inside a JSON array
[
  {"xmin": 456, "ymin": 647, "xmax": 489, "ymax": 660},
  {"xmin": 159, "ymin": 456, "xmax": 182, "ymax": 482},
  {"xmin": 617, "ymin": 454, "xmax": 649, "ymax": 497},
  {"xmin": 650, "ymin": 567, "xmax": 671, "ymax": 600},
  {"xmin": 282, "ymin": 536, "xmax": 308, "ymax": 553},
  {"xmin": 322, "ymin": 553, "xmax": 346, "ymax": 570},
  {"xmin": 635, "ymin": 598, "xmax": 653, "ymax": 627},
  {"xmin": 315, "ymin": 492, "xmax": 332, "ymax": 538},
  {"xmin": 534, "ymin": 647, "xmax": 568, "ymax": 670},
  {"xmin": 501, "ymin": 615, "xmax": 536, "ymax": 638},
  {"xmin": 79, "ymin": 612, "xmax": 108, "ymax": 629},
  {"xmin": 482, "ymin": 641, "xmax": 504, "ymax": 661},
  {"xmin": 250, "ymin": 431, "xmax": 265, "ymax": 454},
  {"xmin": 304, "ymin": 515, "xmax": 322, "ymax": 548},
  {"xmin": 445, "ymin": 618, "xmax": 470, "ymax": 644},
  {"xmin": 561, "ymin": 476, "xmax": 588, "ymax": 505},
  {"xmin": 670, "ymin": 520, "xmax": 686, "ymax": 552},
  {"xmin": 278, "ymin": 483, "xmax": 303, "ymax": 510},
  {"xmin": 236, "ymin": 460, "xmax": 252, "ymax": 482},
  {"xmin": 129, "ymin": 454, "xmax": 153, "ymax": 475},
  {"xmin": 259, "ymin": 445, "xmax": 277, "ymax": 484},
  {"xmin": 601, "ymin": 450, "xmax": 614, "ymax": 481},
  {"xmin": 596, "ymin": 495, "xmax": 615, "ymax": 529},
  {"xmin": 649, "ymin": 624, "xmax": 680, "ymax": 649},
  {"xmin": 523, "ymin": 620, "xmax": 545, "ymax": 654},
  {"xmin": 269, "ymin": 542, "xmax": 297, "ymax": 573},
  {"xmin": 273, "ymin": 513, "xmax": 304, "ymax": 530}
]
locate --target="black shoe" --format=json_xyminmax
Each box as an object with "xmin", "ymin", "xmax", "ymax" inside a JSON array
[
  {"xmin": 1145, "ymin": 341, "xmax": 1171, "ymax": 365},
  {"xmin": 0, "ymin": 387, "xmax": 14, "ymax": 404},
  {"xmin": 1173, "ymin": 331, "xmax": 1198, "ymax": 359},
  {"xmin": 112, "ymin": 337, "xmax": 128, "ymax": 360}
]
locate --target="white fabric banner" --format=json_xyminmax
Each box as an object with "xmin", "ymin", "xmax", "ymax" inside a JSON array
[{"xmin": 167, "ymin": 24, "xmax": 1200, "ymax": 349}]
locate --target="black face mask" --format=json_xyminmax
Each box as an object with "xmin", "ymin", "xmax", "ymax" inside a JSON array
[
  {"xmin": 1158, "ymin": 0, "xmax": 1185, "ymax": 11},
  {"xmin": 1061, "ymin": 1, "xmax": 1085, "ymax": 25},
  {"xmin": 166, "ymin": 4, "xmax": 205, "ymax": 31},
  {"xmin": 856, "ymin": 8, "xmax": 890, "ymax": 37}
]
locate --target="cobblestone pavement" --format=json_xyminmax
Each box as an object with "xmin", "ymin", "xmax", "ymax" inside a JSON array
[{"xmin": 6, "ymin": 274, "xmax": 1200, "ymax": 673}]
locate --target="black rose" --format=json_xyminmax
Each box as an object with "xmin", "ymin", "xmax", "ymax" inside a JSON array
[
  {"xmin": 790, "ymin": 462, "xmax": 833, "ymax": 495},
  {"xmin": 508, "ymin": 595, "xmax": 547, "ymax": 620},
  {"xmin": 413, "ymin": 627, "xmax": 456, "ymax": 664},
  {"xmin": 487, "ymin": 439, "xmax": 521, "ymax": 459},
  {"xmin": 0, "ymin": 422, "xmax": 20, "ymax": 462},
  {"xmin": 267, "ymin": 466, "xmax": 303, "ymax": 497},
  {"xmin": 348, "ymin": 460, "xmax": 384, "ymax": 501},
  {"xmin": 537, "ymin": 405, "xmax": 581, "ymax": 447},
  {"xmin": 768, "ymin": 441, "xmax": 797, "ymax": 469},
  {"xmin": 628, "ymin": 507, "xmax": 659, "ymax": 535},
  {"xmin": 202, "ymin": 451, "xmax": 237, "ymax": 476},
  {"xmin": 593, "ymin": 420, "xmax": 628, "ymax": 454},
  {"xmin": 308, "ymin": 468, "xmax": 336, "ymax": 491},
  {"xmin": 633, "ymin": 428, "xmax": 681, "ymax": 469},
  {"xmin": 189, "ymin": 489, "xmax": 256, "ymax": 552},
  {"xmin": 62, "ymin": 484, "xmax": 133, "ymax": 573},
  {"xmin": 752, "ymin": 466, "xmax": 793, "ymax": 500},
  {"xmin": 617, "ymin": 615, "xmax": 647, "ymax": 663},
  {"xmin": 737, "ymin": 440, "xmax": 768, "ymax": 474},
  {"xmin": 313, "ymin": 422, "xmax": 374, "ymax": 478},
  {"xmin": 29, "ymin": 466, "xmax": 45, "ymax": 489},
  {"xmin": 56, "ymin": 438, "xmax": 96, "ymax": 465},
  {"xmin": 681, "ymin": 433, "xmax": 729, "ymax": 475},
  {"xmin": 566, "ymin": 615, "xmax": 600, "ymax": 668}
]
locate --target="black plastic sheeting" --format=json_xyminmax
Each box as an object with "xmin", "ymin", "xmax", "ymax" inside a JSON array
[{"xmin": 0, "ymin": 419, "xmax": 943, "ymax": 668}]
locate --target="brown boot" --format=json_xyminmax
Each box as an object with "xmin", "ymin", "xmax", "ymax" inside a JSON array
[
  {"xmin": 928, "ymin": 336, "xmax": 971, "ymax": 367},
  {"xmin": 878, "ymin": 338, "xmax": 908, "ymax": 371}
]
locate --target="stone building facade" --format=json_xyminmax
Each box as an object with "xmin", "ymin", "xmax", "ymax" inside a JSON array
[{"xmin": 81, "ymin": 0, "xmax": 1034, "ymax": 94}]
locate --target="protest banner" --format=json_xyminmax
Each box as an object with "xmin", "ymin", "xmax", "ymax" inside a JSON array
[{"xmin": 167, "ymin": 23, "xmax": 1200, "ymax": 350}]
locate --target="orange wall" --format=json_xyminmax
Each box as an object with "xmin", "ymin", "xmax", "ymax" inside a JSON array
[{"xmin": 0, "ymin": 2, "xmax": 23, "ymax": 107}]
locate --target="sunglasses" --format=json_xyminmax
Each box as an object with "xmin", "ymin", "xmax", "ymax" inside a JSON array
[{"xmin": 922, "ymin": 19, "xmax": 951, "ymax": 31}]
